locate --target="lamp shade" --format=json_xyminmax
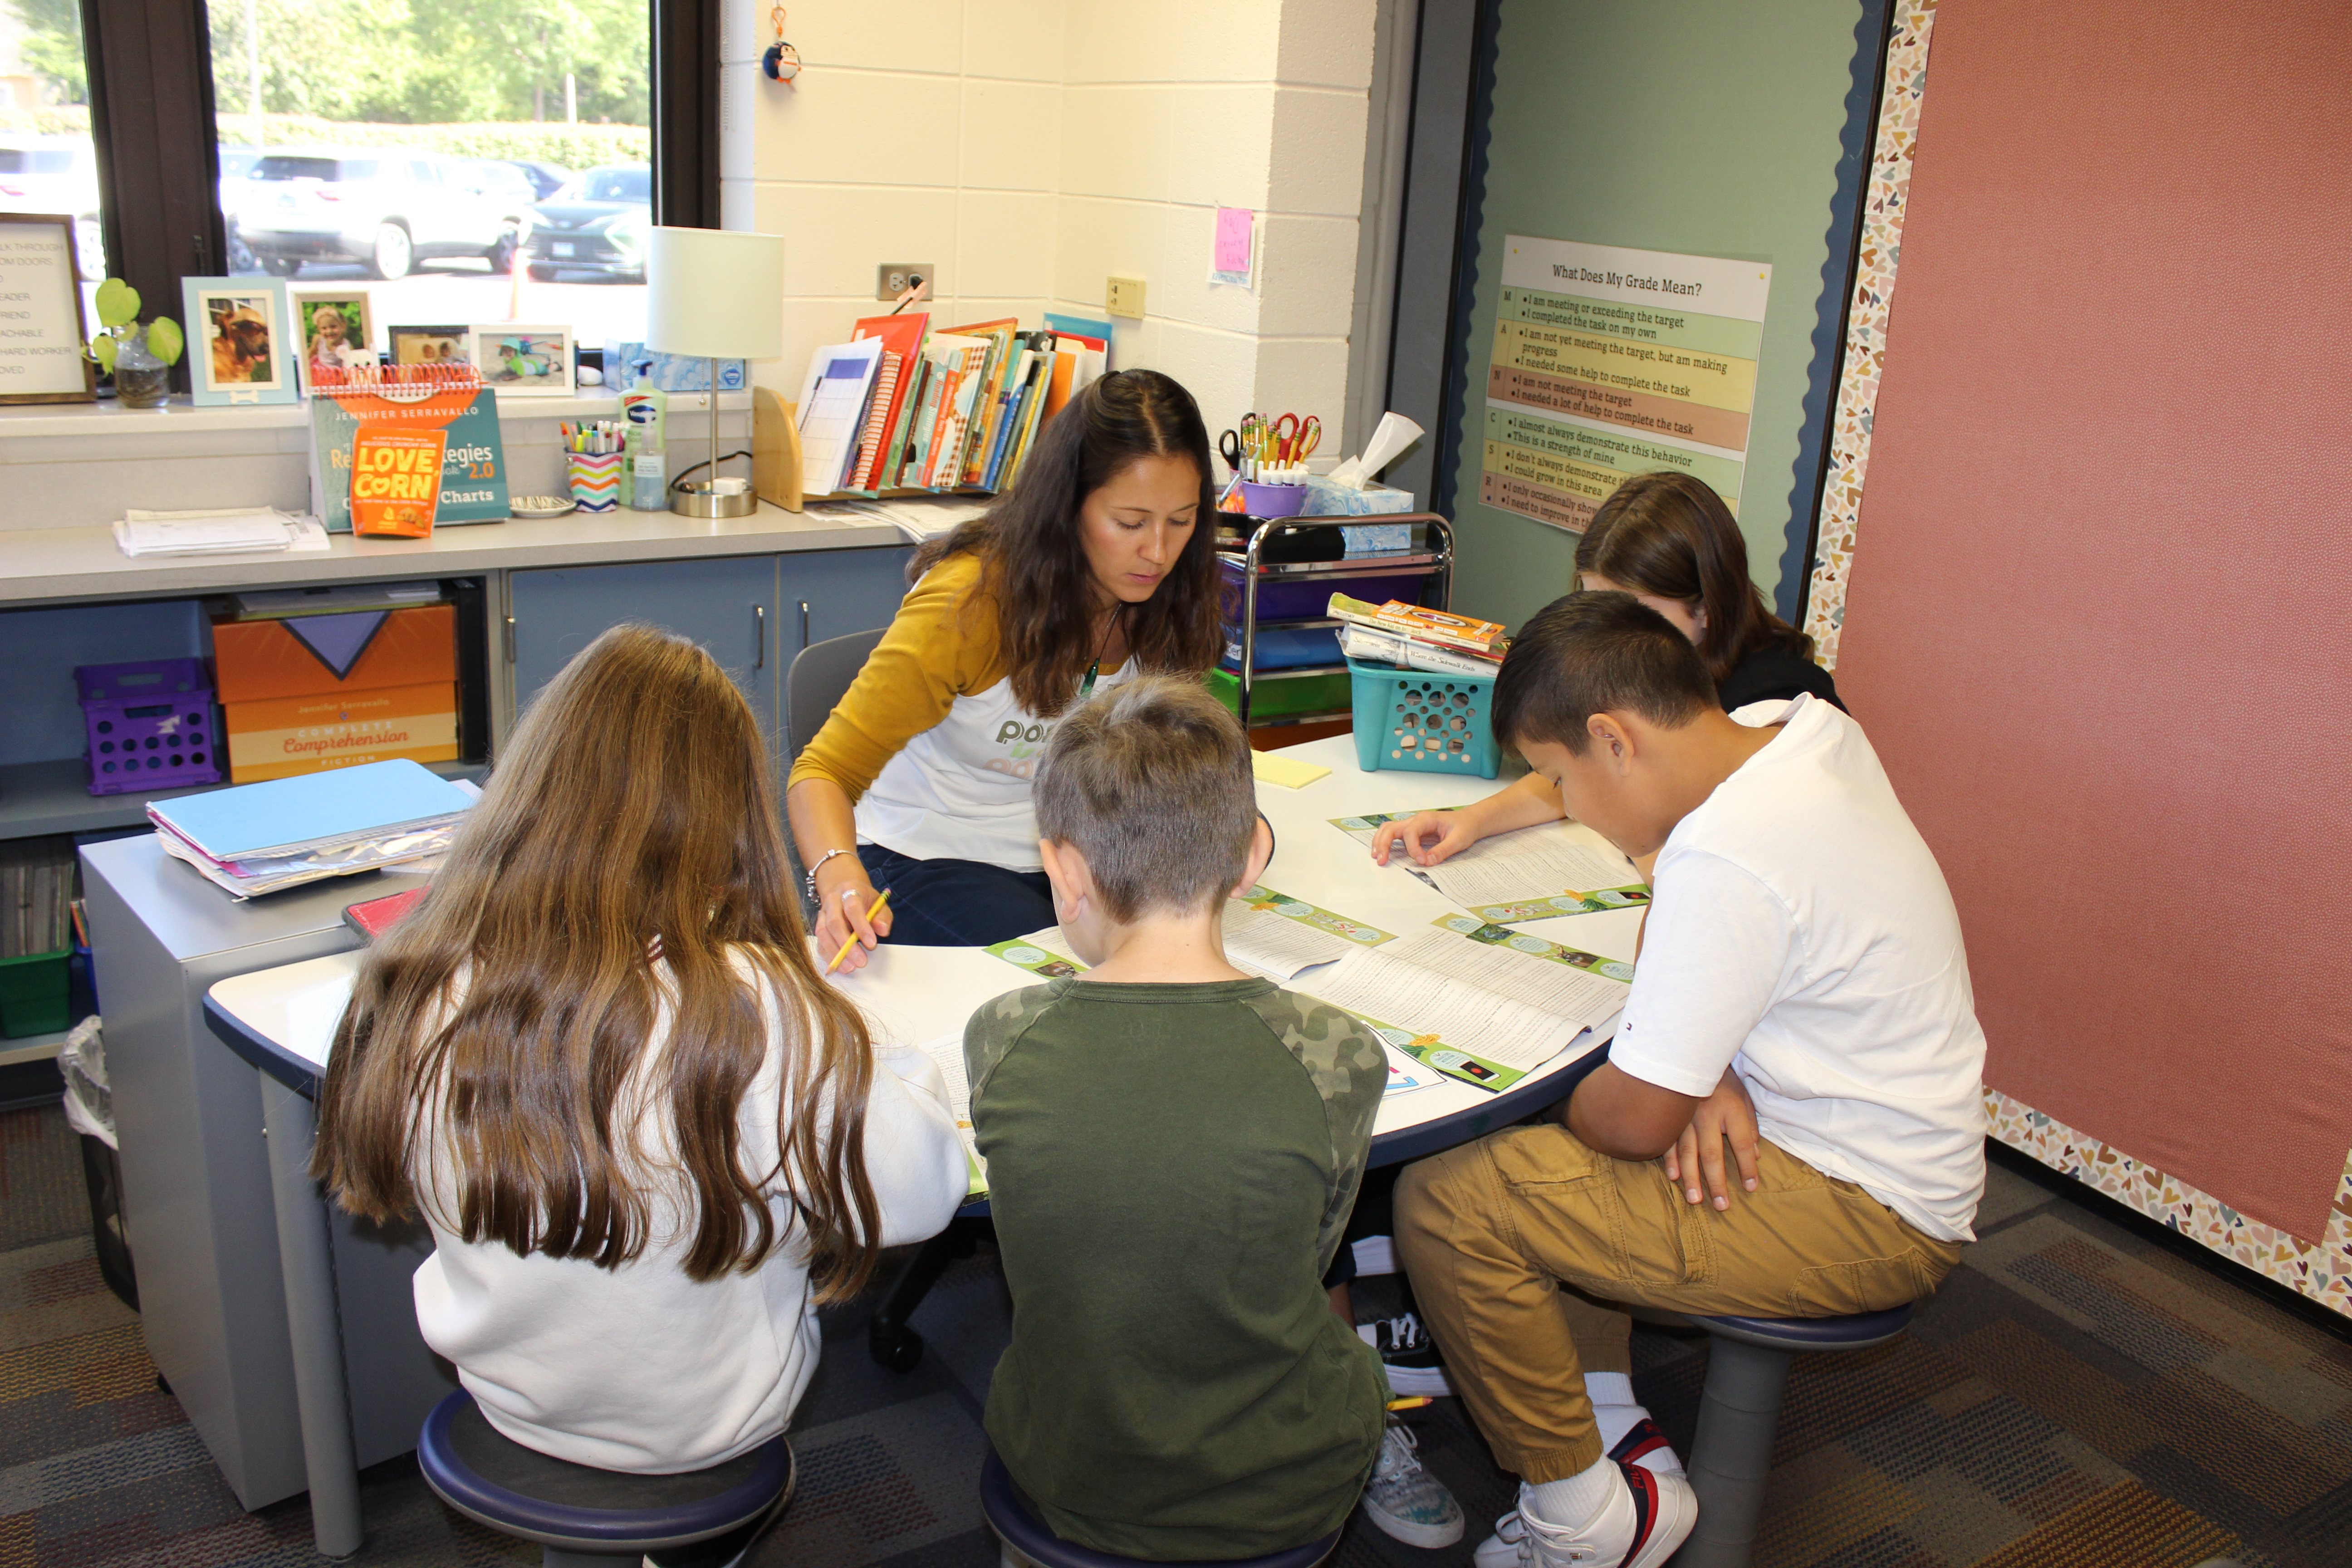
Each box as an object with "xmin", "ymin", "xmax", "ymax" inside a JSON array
[{"xmin": 645, "ymin": 227, "xmax": 786, "ymax": 361}]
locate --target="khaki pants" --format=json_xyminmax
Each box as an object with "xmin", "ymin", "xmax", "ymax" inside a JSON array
[{"xmin": 1395, "ymin": 1125, "xmax": 1962, "ymax": 1484}]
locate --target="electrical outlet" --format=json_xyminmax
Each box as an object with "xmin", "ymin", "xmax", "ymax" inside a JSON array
[
  {"xmin": 876, "ymin": 263, "xmax": 934, "ymax": 300},
  {"xmin": 1106, "ymin": 275, "xmax": 1147, "ymax": 319}
]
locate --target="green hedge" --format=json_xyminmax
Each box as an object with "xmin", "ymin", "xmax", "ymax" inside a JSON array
[{"xmin": 0, "ymin": 108, "xmax": 647, "ymax": 170}]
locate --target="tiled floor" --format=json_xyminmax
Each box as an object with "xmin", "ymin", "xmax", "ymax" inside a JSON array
[{"xmin": 4, "ymin": 1100, "xmax": 2346, "ymax": 1566}]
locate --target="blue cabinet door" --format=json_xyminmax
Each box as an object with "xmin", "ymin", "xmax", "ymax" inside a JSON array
[
  {"xmin": 510, "ymin": 555, "xmax": 781, "ymax": 740},
  {"xmin": 774, "ymin": 546, "xmax": 913, "ymax": 756},
  {"xmin": 778, "ymin": 546, "xmax": 914, "ymax": 657}
]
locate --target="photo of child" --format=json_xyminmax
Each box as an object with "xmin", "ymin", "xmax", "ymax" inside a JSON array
[
  {"xmin": 200, "ymin": 293, "xmax": 278, "ymax": 388},
  {"xmin": 295, "ymin": 296, "xmax": 374, "ymax": 389},
  {"xmin": 470, "ymin": 325, "xmax": 573, "ymax": 396},
  {"xmin": 388, "ymin": 325, "xmax": 468, "ymax": 368}
]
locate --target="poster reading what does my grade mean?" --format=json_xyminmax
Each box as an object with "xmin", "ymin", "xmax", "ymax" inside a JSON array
[{"xmin": 1482, "ymin": 235, "xmax": 1769, "ymax": 533}]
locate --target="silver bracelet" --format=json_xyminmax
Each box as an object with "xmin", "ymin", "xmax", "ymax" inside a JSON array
[{"xmin": 803, "ymin": 847, "xmax": 855, "ymax": 901}]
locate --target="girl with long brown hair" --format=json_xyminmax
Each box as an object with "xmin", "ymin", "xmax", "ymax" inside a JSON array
[
  {"xmin": 1572, "ymin": 470, "xmax": 1841, "ymax": 714},
  {"xmin": 313, "ymin": 625, "xmax": 965, "ymax": 1480},
  {"xmin": 1365, "ymin": 469, "xmax": 1841, "ymax": 872},
  {"xmin": 787, "ymin": 368, "xmax": 1222, "ymax": 964}
]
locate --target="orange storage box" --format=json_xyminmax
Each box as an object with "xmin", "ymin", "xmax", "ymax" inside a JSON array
[
  {"xmin": 213, "ymin": 604, "xmax": 457, "ymax": 704},
  {"xmin": 220, "ymin": 681, "xmax": 459, "ymax": 783}
]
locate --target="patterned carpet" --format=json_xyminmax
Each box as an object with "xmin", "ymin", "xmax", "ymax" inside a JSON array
[{"xmin": 3, "ymin": 1099, "xmax": 2347, "ymax": 1566}]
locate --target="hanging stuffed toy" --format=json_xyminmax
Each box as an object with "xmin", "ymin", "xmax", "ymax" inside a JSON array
[{"xmin": 761, "ymin": 8, "xmax": 802, "ymax": 83}]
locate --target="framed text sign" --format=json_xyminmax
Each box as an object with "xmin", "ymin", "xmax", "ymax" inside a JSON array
[{"xmin": 0, "ymin": 214, "xmax": 94, "ymax": 404}]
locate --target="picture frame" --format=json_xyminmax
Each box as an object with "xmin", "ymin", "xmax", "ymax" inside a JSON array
[
  {"xmin": 0, "ymin": 213, "xmax": 95, "ymax": 404},
  {"xmin": 469, "ymin": 323, "xmax": 574, "ymax": 397},
  {"xmin": 181, "ymin": 276, "xmax": 297, "ymax": 405},
  {"xmin": 387, "ymin": 323, "xmax": 469, "ymax": 368},
  {"xmin": 289, "ymin": 289, "xmax": 376, "ymax": 394}
]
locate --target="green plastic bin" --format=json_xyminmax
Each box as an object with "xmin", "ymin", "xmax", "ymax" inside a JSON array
[
  {"xmin": 1204, "ymin": 665, "xmax": 1352, "ymax": 723},
  {"xmin": 0, "ymin": 949, "xmax": 71, "ymax": 1039}
]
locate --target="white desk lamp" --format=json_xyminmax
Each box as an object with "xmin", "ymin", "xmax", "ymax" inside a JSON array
[{"xmin": 646, "ymin": 226, "xmax": 785, "ymax": 518}]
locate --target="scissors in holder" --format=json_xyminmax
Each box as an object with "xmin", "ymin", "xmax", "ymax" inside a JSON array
[
  {"xmin": 1219, "ymin": 427, "xmax": 1246, "ymax": 474},
  {"xmin": 1271, "ymin": 413, "xmax": 1322, "ymax": 464}
]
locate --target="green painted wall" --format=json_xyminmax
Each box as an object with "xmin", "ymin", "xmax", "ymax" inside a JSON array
[{"xmin": 1444, "ymin": 0, "xmax": 1865, "ymax": 632}]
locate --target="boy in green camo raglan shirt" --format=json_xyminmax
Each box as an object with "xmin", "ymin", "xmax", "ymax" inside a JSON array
[{"xmin": 967, "ymin": 676, "xmax": 1460, "ymax": 1557}]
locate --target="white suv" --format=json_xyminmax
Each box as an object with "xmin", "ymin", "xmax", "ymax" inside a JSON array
[{"xmin": 235, "ymin": 150, "xmax": 532, "ymax": 279}]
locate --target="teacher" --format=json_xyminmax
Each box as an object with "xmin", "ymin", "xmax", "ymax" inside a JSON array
[{"xmin": 787, "ymin": 369, "xmax": 1222, "ymax": 966}]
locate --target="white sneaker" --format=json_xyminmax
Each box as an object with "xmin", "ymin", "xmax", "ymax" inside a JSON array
[
  {"xmin": 1360, "ymin": 1420, "xmax": 1466, "ymax": 1548},
  {"xmin": 1471, "ymin": 1463, "xmax": 1696, "ymax": 1568},
  {"xmin": 1604, "ymin": 1411, "xmax": 1685, "ymax": 1478}
]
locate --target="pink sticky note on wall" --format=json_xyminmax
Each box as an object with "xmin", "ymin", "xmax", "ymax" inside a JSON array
[{"xmin": 1213, "ymin": 208, "xmax": 1254, "ymax": 275}]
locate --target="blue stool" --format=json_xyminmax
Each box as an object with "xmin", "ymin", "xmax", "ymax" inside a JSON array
[
  {"xmin": 418, "ymin": 1389, "xmax": 794, "ymax": 1566},
  {"xmin": 980, "ymin": 1446, "xmax": 1340, "ymax": 1568},
  {"xmin": 1670, "ymin": 1304, "xmax": 1916, "ymax": 1568}
]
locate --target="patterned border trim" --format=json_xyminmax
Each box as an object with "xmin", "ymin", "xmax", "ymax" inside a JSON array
[
  {"xmin": 1801, "ymin": 0, "xmax": 1942, "ymax": 669},
  {"xmin": 1986, "ymin": 1088, "xmax": 2352, "ymax": 1318}
]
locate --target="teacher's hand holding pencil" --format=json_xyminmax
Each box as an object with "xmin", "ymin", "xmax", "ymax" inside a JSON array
[{"xmin": 820, "ymin": 883, "xmax": 893, "ymax": 974}]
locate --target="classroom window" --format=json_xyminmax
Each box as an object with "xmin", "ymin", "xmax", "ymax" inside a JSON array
[
  {"xmin": 208, "ymin": 0, "xmax": 653, "ymax": 364},
  {"xmin": 0, "ymin": 0, "xmax": 109, "ymax": 314}
]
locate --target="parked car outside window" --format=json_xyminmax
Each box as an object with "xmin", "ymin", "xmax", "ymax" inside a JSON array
[
  {"xmin": 523, "ymin": 162, "xmax": 651, "ymax": 284},
  {"xmin": 234, "ymin": 150, "xmax": 534, "ymax": 280},
  {"xmin": 0, "ymin": 135, "xmax": 103, "ymax": 278}
]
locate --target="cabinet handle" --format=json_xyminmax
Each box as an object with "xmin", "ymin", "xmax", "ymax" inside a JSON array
[
  {"xmin": 799, "ymin": 600, "xmax": 810, "ymax": 650},
  {"xmin": 755, "ymin": 604, "xmax": 766, "ymax": 669},
  {"xmin": 503, "ymin": 614, "xmax": 515, "ymax": 664}
]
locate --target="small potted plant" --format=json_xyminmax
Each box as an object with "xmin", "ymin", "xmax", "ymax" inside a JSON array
[{"xmin": 87, "ymin": 279, "xmax": 183, "ymax": 409}]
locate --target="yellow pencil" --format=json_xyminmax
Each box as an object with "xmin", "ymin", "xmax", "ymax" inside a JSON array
[
  {"xmin": 1387, "ymin": 1396, "xmax": 1433, "ymax": 1411},
  {"xmin": 825, "ymin": 887, "xmax": 892, "ymax": 974}
]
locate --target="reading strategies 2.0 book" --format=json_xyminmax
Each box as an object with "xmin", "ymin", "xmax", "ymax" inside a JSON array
[{"xmin": 309, "ymin": 380, "xmax": 510, "ymax": 532}]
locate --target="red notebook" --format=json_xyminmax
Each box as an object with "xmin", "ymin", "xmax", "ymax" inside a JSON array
[{"xmin": 343, "ymin": 886, "xmax": 428, "ymax": 942}]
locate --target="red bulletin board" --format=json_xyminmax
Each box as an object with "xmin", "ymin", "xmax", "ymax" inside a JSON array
[{"xmin": 1832, "ymin": 0, "xmax": 2352, "ymax": 1243}]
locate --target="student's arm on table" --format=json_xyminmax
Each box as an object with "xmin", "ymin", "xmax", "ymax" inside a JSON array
[{"xmin": 1368, "ymin": 770, "xmax": 1563, "ymax": 867}]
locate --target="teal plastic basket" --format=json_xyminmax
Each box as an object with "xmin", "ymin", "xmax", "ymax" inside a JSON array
[{"xmin": 1348, "ymin": 658, "xmax": 1501, "ymax": 779}]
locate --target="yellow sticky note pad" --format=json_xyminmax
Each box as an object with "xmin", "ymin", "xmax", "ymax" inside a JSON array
[{"xmin": 1252, "ymin": 752, "xmax": 1331, "ymax": 789}]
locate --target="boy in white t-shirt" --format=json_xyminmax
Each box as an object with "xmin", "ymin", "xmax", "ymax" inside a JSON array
[{"xmin": 1392, "ymin": 592, "xmax": 1987, "ymax": 1568}]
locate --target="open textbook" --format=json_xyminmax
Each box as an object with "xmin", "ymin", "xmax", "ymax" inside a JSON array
[
  {"xmin": 1331, "ymin": 813, "xmax": 1651, "ymax": 925},
  {"xmin": 990, "ymin": 894, "xmax": 1630, "ymax": 1093}
]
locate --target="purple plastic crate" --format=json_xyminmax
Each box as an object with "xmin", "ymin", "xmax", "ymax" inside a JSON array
[{"xmin": 75, "ymin": 658, "xmax": 222, "ymax": 796}]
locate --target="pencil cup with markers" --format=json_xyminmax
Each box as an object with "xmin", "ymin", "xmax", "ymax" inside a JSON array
[{"xmin": 566, "ymin": 452, "xmax": 624, "ymax": 512}]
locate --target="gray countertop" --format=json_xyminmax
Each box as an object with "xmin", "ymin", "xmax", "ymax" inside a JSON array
[{"xmin": 2, "ymin": 504, "xmax": 909, "ymax": 607}]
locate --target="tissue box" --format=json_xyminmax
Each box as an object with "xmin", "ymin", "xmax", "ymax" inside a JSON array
[
  {"xmin": 1303, "ymin": 479, "xmax": 1416, "ymax": 517},
  {"xmin": 602, "ymin": 342, "xmax": 747, "ymax": 392}
]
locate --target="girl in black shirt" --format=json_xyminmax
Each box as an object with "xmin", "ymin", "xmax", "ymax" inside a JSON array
[
  {"xmin": 1571, "ymin": 470, "xmax": 1844, "ymax": 710},
  {"xmin": 1368, "ymin": 471, "xmax": 1843, "ymax": 874},
  {"xmin": 1572, "ymin": 471, "xmax": 1844, "ymax": 713}
]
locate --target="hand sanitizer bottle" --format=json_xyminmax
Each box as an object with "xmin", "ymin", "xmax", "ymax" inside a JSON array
[{"xmin": 621, "ymin": 360, "xmax": 669, "ymax": 510}]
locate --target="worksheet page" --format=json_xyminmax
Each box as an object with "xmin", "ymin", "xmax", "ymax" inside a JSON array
[
  {"xmin": 1219, "ymin": 901, "xmax": 1357, "ymax": 978},
  {"xmin": 1407, "ymin": 821, "xmax": 1640, "ymax": 908},
  {"xmin": 1304, "ymin": 927, "xmax": 1627, "ymax": 1070}
]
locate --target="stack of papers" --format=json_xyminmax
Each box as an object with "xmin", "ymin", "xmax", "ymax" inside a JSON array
[
  {"xmin": 113, "ymin": 508, "xmax": 330, "ymax": 559},
  {"xmin": 804, "ymin": 495, "xmax": 995, "ymax": 543},
  {"xmin": 148, "ymin": 759, "xmax": 479, "ymax": 899}
]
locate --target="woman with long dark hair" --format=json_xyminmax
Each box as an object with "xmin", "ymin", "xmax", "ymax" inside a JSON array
[
  {"xmin": 1367, "ymin": 470, "xmax": 1841, "ymax": 871},
  {"xmin": 788, "ymin": 369, "xmax": 1222, "ymax": 961}
]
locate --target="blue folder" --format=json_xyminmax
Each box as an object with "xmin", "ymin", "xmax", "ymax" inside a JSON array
[{"xmin": 148, "ymin": 758, "xmax": 475, "ymax": 862}]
